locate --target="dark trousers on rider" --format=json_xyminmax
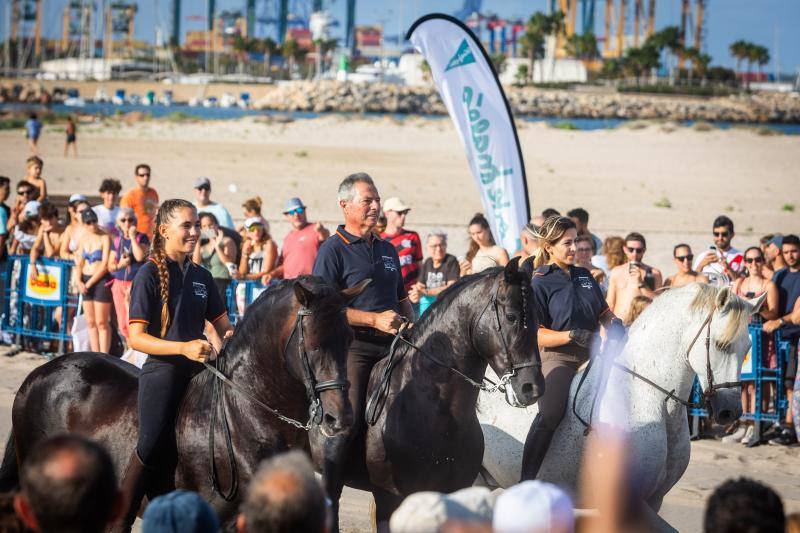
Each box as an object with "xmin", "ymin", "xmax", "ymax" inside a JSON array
[
  {"xmin": 521, "ymin": 345, "xmax": 588, "ymax": 481},
  {"xmin": 113, "ymin": 356, "xmax": 202, "ymax": 532},
  {"xmin": 348, "ymin": 330, "xmax": 392, "ymax": 431},
  {"xmin": 137, "ymin": 356, "xmax": 203, "ymax": 464}
]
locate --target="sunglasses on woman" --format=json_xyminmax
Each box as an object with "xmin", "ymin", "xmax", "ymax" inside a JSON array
[
  {"xmin": 675, "ymin": 254, "xmax": 694, "ymax": 262},
  {"xmin": 119, "ymin": 218, "xmax": 136, "ymax": 223}
]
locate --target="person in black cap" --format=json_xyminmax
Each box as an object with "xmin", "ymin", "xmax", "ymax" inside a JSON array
[
  {"xmin": 114, "ymin": 199, "xmax": 233, "ymax": 532},
  {"xmin": 520, "ymin": 215, "xmax": 625, "ymax": 482},
  {"xmin": 74, "ymin": 207, "xmax": 114, "ymax": 353},
  {"xmin": 312, "ymin": 172, "xmax": 413, "ymax": 433}
]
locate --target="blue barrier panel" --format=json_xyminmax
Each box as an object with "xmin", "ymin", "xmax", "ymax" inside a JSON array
[
  {"xmin": 1, "ymin": 255, "xmax": 77, "ymax": 354},
  {"xmin": 690, "ymin": 319, "xmax": 791, "ymax": 438},
  {"xmin": 226, "ymin": 279, "xmax": 272, "ymax": 325}
]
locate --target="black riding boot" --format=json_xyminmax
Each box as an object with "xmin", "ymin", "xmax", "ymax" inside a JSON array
[
  {"xmin": 520, "ymin": 415, "xmax": 555, "ymax": 482},
  {"xmin": 110, "ymin": 451, "xmax": 152, "ymax": 533}
]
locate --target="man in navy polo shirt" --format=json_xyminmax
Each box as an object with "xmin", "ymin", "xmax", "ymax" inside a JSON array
[
  {"xmin": 764, "ymin": 234, "xmax": 800, "ymax": 445},
  {"xmin": 313, "ymin": 172, "xmax": 413, "ymax": 433}
]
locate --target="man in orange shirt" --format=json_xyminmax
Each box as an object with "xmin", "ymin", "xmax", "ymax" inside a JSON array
[{"xmin": 120, "ymin": 163, "xmax": 159, "ymax": 238}]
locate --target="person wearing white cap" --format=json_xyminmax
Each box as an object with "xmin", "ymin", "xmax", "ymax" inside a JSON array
[
  {"xmin": 380, "ymin": 197, "xmax": 423, "ymax": 301},
  {"xmin": 193, "ymin": 177, "xmax": 235, "ymax": 230},
  {"xmin": 9, "ymin": 200, "xmax": 41, "ymax": 254},
  {"xmin": 493, "ymin": 481, "xmax": 575, "ymax": 533},
  {"xmin": 262, "ymin": 197, "xmax": 329, "ymax": 282}
]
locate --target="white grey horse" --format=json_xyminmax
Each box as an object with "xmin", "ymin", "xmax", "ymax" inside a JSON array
[{"xmin": 478, "ymin": 284, "xmax": 765, "ymax": 529}]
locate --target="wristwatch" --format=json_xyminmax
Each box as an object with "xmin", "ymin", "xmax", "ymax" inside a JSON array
[{"xmin": 779, "ymin": 318, "xmax": 786, "ymax": 327}]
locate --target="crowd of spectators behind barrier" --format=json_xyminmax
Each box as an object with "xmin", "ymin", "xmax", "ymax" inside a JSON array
[{"xmin": 0, "ymin": 154, "xmax": 799, "ymax": 531}]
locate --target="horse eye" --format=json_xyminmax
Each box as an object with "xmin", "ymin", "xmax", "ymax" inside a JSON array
[{"xmin": 505, "ymin": 313, "xmax": 517, "ymax": 323}]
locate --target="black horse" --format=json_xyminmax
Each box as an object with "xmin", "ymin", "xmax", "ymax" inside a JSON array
[
  {"xmin": 0, "ymin": 277, "xmax": 366, "ymax": 527},
  {"xmin": 327, "ymin": 258, "xmax": 545, "ymax": 527}
]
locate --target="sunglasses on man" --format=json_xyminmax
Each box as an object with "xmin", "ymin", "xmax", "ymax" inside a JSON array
[
  {"xmin": 18, "ymin": 189, "xmax": 34, "ymax": 196},
  {"xmin": 137, "ymin": 172, "xmax": 150, "ymax": 177},
  {"xmin": 285, "ymin": 207, "xmax": 305, "ymax": 216},
  {"xmin": 626, "ymin": 247, "xmax": 645, "ymax": 254},
  {"xmin": 713, "ymin": 231, "xmax": 730, "ymax": 238}
]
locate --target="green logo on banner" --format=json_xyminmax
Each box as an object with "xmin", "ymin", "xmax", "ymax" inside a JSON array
[{"xmin": 445, "ymin": 39, "xmax": 476, "ymax": 72}]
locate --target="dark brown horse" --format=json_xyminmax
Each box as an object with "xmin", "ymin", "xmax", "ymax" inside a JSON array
[
  {"xmin": 327, "ymin": 258, "xmax": 545, "ymax": 528},
  {"xmin": 0, "ymin": 277, "xmax": 365, "ymax": 528}
]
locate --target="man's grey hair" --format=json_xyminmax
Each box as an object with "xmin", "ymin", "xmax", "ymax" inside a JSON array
[
  {"xmin": 239, "ymin": 450, "xmax": 327, "ymax": 533},
  {"xmin": 337, "ymin": 172, "xmax": 375, "ymax": 203},
  {"xmin": 426, "ymin": 229, "xmax": 448, "ymax": 246}
]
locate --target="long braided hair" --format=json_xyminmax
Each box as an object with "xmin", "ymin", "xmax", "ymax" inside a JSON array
[
  {"xmin": 530, "ymin": 216, "xmax": 577, "ymax": 269},
  {"xmin": 150, "ymin": 199, "xmax": 196, "ymax": 337}
]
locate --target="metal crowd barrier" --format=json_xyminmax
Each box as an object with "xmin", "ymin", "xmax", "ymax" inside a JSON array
[
  {"xmin": 690, "ymin": 319, "xmax": 792, "ymax": 440},
  {"xmin": 1, "ymin": 255, "xmax": 78, "ymax": 355},
  {"xmin": 225, "ymin": 279, "xmax": 272, "ymax": 325}
]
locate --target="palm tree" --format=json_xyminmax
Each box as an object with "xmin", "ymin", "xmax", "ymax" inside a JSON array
[
  {"xmin": 282, "ymin": 39, "xmax": 298, "ymax": 79},
  {"xmin": 729, "ymin": 39, "xmax": 748, "ymax": 86},
  {"xmin": 520, "ymin": 12, "xmax": 548, "ymax": 83},
  {"xmin": 564, "ymin": 32, "xmax": 599, "ymax": 60},
  {"xmin": 755, "ymin": 45, "xmax": 770, "ymax": 78},
  {"xmin": 695, "ymin": 52, "xmax": 712, "ymax": 85},
  {"xmin": 624, "ymin": 44, "xmax": 660, "ymax": 85},
  {"xmin": 262, "ymin": 37, "xmax": 277, "ymax": 76}
]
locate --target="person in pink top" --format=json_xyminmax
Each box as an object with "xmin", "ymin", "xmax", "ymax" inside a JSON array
[{"xmin": 262, "ymin": 197, "xmax": 329, "ymax": 283}]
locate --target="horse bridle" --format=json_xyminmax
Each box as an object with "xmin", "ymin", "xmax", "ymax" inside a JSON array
[
  {"xmin": 575, "ymin": 309, "xmax": 741, "ymax": 434},
  {"xmin": 470, "ymin": 282, "xmax": 541, "ymax": 391},
  {"xmin": 206, "ymin": 305, "xmax": 350, "ymax": 501},
  {"xmin": 283, "ymin": 306, "xmax": 350, "ymax": 426},
  {"xmin": 613, "ymin": 309, "xmax": 740, "ymax": 410}
]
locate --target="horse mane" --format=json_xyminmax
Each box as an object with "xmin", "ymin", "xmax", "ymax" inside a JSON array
[
  {"xmin": 688, "ymin": 283, "xmax": 749, "ymax": 350},
  {"xmin": 412, "ymin": 268, "xmax": 502, "ymax": 333},
  {"xmin": 220, "ymin": 276, "xmax": 341, "ymax": 361}
]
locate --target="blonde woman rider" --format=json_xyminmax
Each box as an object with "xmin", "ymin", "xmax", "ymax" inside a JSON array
[{"xmin": 521, "ymin": 215, "xmax": 625, "ymax": 481}]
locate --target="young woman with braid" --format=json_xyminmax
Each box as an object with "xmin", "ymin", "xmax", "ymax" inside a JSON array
[
  {"xmin": 520, "ymin": 215, "xmax": 626, "ymax": 482},
  {"xmin": 115, "ymin": 199, "xmax": 233, "ymax": 531}
]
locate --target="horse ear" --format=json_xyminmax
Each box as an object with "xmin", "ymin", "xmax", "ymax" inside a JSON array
[
  {"xmin": 748, "ymin": 292, "xmax": 767, "ymax": 316},
  {"xmin": 341, "ymin": 278, "xmax": 371, "ymax": 303},
  {"xmin": 293, "ymin": 280, "xmax": 315, "ymax": 308},
  {"xmin": 714, "ymin": 286, "xmax": 732, "ymax": 310},
  {"xmin": 503, "ymin": 256, "xmax": 521, "ymax": 283}
]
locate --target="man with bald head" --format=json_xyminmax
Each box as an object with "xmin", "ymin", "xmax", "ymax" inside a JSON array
[
  {"xmin": 237, "ymin": 451, "xmax": 327, "ymax": 533},
  {"xmin": 14, "ymin": 434, "xmax": 122, "ymax": 533}
]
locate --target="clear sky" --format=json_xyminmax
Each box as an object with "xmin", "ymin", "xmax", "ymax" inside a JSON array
[{"xmin": 3, "ymin": 0, "xmax": 798, "ymax": 75}]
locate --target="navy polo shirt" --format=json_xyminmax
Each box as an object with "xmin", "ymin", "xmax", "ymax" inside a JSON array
[
  {"xmin": 532, "ymin": 264, "xmax": 609, "ymax": 332},
  {"xmin": 129, "ymin": 258, "xmax": 227, "ymax": 346},
  {"xmin": 312, "ymin": 225, "xmax": 406, "ymax": 313},
  {"xmin": 774, "ymin": 268, "xmax": 800, "ymax": 341}
]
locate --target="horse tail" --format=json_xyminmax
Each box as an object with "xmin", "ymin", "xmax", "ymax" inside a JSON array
[{"xmin": 0, "ymin": 431, "xmax": 19, "ymax": 491}]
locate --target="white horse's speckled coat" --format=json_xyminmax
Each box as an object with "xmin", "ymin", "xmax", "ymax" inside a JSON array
[{"xmin": 478, "ymin": 284, "xmax": 764, "ymax": 528}]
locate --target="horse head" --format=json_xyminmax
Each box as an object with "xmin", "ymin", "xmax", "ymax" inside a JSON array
[
  {"xmin": 687, "ymin": 285, "xmax": 767, "ymax": 425},
  {"xmin": 473, "ymin": 257, "xmax": 544, "ymax": 408},
  {"xmin": 287, "ymin": 277, "xmax": 368, "ymax": 438}
]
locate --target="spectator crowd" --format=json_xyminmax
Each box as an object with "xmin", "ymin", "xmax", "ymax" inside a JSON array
[{"xmin": 0, "ymin": 154, "xmax": 798, "ymax": 532}]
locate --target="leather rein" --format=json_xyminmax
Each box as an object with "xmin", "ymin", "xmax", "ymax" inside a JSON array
[
  {"xmin": 205, "ymin": 305, "xmax": 349, "ymax": 500},
  {"xmin": 575, "ymin": 309, "xmax": 741, "ymax": 432}
]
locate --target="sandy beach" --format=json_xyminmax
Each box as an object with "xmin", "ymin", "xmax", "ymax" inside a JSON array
[
  {"xmin": 0, "ymin": 114, "xmax": 799, "ymax": 531},
  {"xmin": 1, "ymin": 114, "xmax": 797, "ymax": 275}
]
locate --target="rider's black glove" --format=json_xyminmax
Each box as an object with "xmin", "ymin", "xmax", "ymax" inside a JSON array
[
  {"xmin": 607, "ymin": 318, "xmax": 627, "ymax": 343},
  {"xmin": 569, "ymin": 328, "xmax": 594, "ymax": 348}
]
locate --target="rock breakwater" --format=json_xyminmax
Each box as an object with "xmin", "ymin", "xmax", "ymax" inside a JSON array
[{"xmin": 254, "ymin": 81, "xmax": 800, "ymax": 124}]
